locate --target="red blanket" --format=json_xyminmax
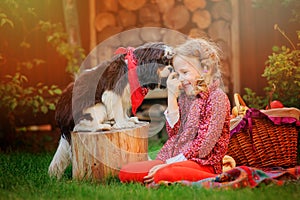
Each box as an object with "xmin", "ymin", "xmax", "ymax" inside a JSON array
[{"xmin": 147, "ymin": 166, "xmax": 300, "ymax": 189}]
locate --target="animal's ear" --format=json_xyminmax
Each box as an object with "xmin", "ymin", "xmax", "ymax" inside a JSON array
[
  {"xmin": 162, "ymin": 46, "xmax": 175, "ymax": 65},
  {"xmin": 163, "ymin": 46, "xmax": 175, "ymax": 60}
]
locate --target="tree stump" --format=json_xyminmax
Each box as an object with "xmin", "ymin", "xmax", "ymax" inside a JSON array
[{"xmin": 72, "ymin": 122, "xmax": 149, "ymax": 181}]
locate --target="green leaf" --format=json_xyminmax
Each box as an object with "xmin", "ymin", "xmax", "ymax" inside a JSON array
[
  {"xmin": 33, "ymin": 100, "xmax": 39, "ymax": 108},
  {"xmin": 48, "ymin": 103, "xmax": 55, "ymax": 110},
  {"xmin": 10, "ymin": 100, "xmax": 18, "ymax": 110},
  {"xmin": 41, "ymin": 105, "xmax": 48, "ymax": 114},
  {"xmin": 48, "ymin": 90, "xmax": 54, "ymax": 95},
  {"xmin": 272, "ymin": 45, "xmax": 280, "ymax": 52},
  {"xmin": 53, "ymin": 88, "xmax": 62, "ymax": 95}
]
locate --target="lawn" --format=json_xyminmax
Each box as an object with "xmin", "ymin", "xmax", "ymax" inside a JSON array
[{"xmin": 0, "ymin": 147, "xmax": 300, "ymax": 200}]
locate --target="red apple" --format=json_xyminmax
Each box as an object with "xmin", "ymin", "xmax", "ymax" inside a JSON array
[{"xmin": 266, "ymin": 100, "xmax": 284, "ymax": 109}]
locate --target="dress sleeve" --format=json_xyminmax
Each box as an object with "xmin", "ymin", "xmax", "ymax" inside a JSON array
[
  {"xmin": 164, "ymin": 109, "xmax": 179, "ymax": 128},
  {"xmin": 164, "ymin": 103, "xmax": 181, "ymax": 138},
  {"xmin": 165, "ymin": 116, "xmax": 180, "ymax": 138},
  {"xmin": 183, "ymin": 91, "xmax": 228, "ymax": 161}
]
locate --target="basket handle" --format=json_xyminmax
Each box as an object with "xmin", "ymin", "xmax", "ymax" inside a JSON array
[{"xmin": 234, "ymin": 93, "xmax": 247, "ymax": 114}]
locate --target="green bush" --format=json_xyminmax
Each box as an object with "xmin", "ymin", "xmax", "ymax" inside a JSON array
[
  {"xmin": 0, "ymin": 1, "xmax": 85, "ymax": 130},
  {"xmin": 243, "ymin": 27, "xmax": 300, "ymax": 109}
]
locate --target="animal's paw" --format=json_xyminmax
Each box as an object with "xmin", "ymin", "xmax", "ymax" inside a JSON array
[
  {"xmin": 113, "ymin": 121, "xmax": 135, "ymax": 129},
  {"xmin": 74, "ymin": 119, "xmax": 111, "ymax": 132},
  {"xmin": 128, "ymin": 116, "xmax": 141, "ymax": 124},
  {"xmin": 95, "ymin": 124, "xmax": 112, "ymax": 131},
  {"xmin": 73, "ymin": 119, "xmax": 92, "ymax": 132}
]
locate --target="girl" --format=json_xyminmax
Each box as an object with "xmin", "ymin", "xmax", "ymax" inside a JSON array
[{"xmin": 119, "ymin": 38, "xmax": 231, "ymax": 184}]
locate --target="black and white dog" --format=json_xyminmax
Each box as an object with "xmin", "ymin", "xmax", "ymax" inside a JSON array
[{"xmin": 48, "ymin": 42, "xmax": 174, "ymax": 179}]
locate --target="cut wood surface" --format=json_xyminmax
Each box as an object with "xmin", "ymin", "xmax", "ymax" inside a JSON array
[
  {"xmin": 97, "ymin": 26, "xmax": 123, "ymax": 42},
  {"xmin": 91, "ymin": 0, "xmax": 236, "ymax": 100},
  {"xmin": 155, "ymin": 0, "xmax": 175, "ymax": 13},
  {"xmin": 138, "ymin": 4, "xmax": 160, "ymax": 24},
  {"xmin": 118, "ymin": 0, "xmax": 146, "ymax": 11},
  {"xmin": 119, "ymin": 29, "xmax": 143, "ymax": 47},
  {"xmin": 94, "ymin": 12, "xmax": 116, "ymax": 32},
  {"xmin": 163, "ymin": 5, "xmax": 190, "ymax": 30},
  {"xmin": 184, "ymin": 0, "xmax": 207, "ymax": 12},
  {"xmin": 162, "ymin": 30, "xmax": 187, "ymax": 46},
  {"xmin": 216, "ymin": 39, "xmax": 230, "ymax": 60},
  {"xmin": 72, "ymin": 122, "xmax": 149, "ymax": 181},
  {"xmin": 98, "ymin": 0, "xmax": 118, "ymax": 12},
  {"xmin": 208, "ymin": 19, "xmax": 230, "ymax": 42},
  {"xmin": 188, "ymin": 28, "xmax": 209, "ymax": 38},
  {"xmin": 140, "ymin": 27, "xmax": 163, "ymax": 42},
  {"xmin": 211, "ymin": 1, "xmax": 232, "ymax": 21},
  {"xmin": 192, "ymin": 9, "xmax": 212, "ymax": 29},
  {"xmin": 117, "ymin": 9, "xmax": 137, "ymax": 28}
]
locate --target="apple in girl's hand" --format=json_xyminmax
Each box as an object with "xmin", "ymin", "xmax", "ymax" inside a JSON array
[{"xmin": 266, "ymin": 100, "xmax": 284, "ymax": 109}]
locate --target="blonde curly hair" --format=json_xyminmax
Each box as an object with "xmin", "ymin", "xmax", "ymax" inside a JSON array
[{"xmin": 174, "ymin": 38, "xmax": 223, "ymax": 89}]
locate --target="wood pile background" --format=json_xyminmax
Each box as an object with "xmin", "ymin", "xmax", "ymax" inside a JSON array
[{"xmin": 91, "ymin": 0, "xmax": 235, "ymax": 94}]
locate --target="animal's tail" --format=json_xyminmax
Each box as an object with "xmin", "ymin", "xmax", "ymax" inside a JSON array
[{"xmin": 48, "ymin": 135, "xmax": 72, "ymax": 179}]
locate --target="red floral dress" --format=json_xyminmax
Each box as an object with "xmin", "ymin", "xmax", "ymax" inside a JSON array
[{"xmin": 156, "ymin": 81, "xmax": 231, "ymax": 174}]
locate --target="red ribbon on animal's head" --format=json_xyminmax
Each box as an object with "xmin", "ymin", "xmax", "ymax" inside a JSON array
[{"xmin": 114, "ymin": 47, "xmax": 149, "ymax": 115}]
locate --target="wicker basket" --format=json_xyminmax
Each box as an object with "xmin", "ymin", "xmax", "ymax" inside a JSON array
[{"xmin": 227, "ymin": 94, "xmax": 299, "ymax": 169}]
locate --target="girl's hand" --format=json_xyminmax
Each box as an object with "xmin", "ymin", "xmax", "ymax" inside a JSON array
[
  {"xmin": 143, "ymin": 163, "xmax": 168, "ymax": 184},
  {"xmin": 167, "ymin": 72, "xmax": 181, "ymax": 98}
]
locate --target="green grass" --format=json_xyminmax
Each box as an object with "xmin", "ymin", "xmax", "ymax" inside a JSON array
[{"xmin": 0, "ymin": 146, "xmax": 300, "ymax": 199}]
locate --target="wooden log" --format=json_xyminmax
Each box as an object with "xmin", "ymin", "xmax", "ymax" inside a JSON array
[
  {"xmin": 97, "ymin": 26, "xmax": 123, "ymax": 43},
  {"xmin": 188, "ymin": 28, "xmax": 209, "ymax": 39},
  {"xmin": 94, "ymin": 12, "xmax": 116, "ymax": 32},
  {"xmin": 192, "ymin": 9, "xmax": 212, "ymax": 30},
  {"xmin": 140, "ymin": 27, "xmax": 163, "ymax": 42},
  {"xmin": 163, "ymin": 5, "xmax": 190, "ymax": 30},
  {"xmin": 96, "ymin": 45, "xmax": 115, "ymax": 62},
  {"xmin": 220, "ymin": 60, "xmax": 231, "ymax": 93},
  {"xmin": 138, "ymin": 4, "xmax": 160, "ymax": 24},
  {"xmin": 207, "ymin": 19, "xmax": 230, "ymax": 42},
  {"xmin": 162, "ymin": 30, "xmax": 187, "ymax": 46},
  {"xmin": 117, "ymin": 9, "xmax": 137, "ymax": 28},
  {"xmin": 97, "ymin": 0, "xmax": 119, "ymax": 12},
  {"xmin": 118, "ymin": 0, "xmax": 146, "ymax": 11},
  {"xmin": 216, "ymin": 39, "xmax": 230, "ymax": 60},
  {"xmin": 211, "ymin": 1, "xmax": 232, "ymax": 21},
  {"xmin": 184, "ymin": 0, "xmax": 207, "ymax": 12},
  {"xmin": 72, "ymin": 123, "xmax": 149, "ymax": 181},
  {"xmin": 155, "ymin": 0, "xmax": 175, "ymax": 13},
  {"xmin": 119, "ymin": 29, "xmax": 143, "ymax": 47},
  {"xmin": 143, "ymin": 21, "xmax": 162, "ymax": 28}
]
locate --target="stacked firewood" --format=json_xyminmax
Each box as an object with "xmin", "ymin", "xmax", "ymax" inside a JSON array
[{"xmin": 93, "ymin": 0, "xmax": 233, "ymax": 93}]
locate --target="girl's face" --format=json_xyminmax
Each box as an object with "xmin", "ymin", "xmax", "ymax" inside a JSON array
[{"xmin": 173, "ymin": 55, "xmax": 201, "ymax": 95}]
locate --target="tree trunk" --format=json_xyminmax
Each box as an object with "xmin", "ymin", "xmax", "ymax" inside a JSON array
[{"xmin": 72, "ymin": 122, "xmax": 149, "ymax": 181}]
